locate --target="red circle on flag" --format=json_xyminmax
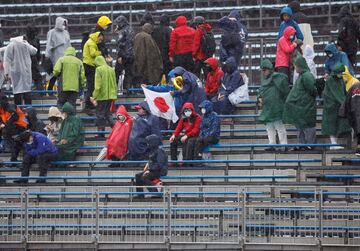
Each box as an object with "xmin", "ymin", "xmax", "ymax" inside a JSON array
[{"xmin": 154, "ymin": 97, "xmax": 170, "ymax": 113}]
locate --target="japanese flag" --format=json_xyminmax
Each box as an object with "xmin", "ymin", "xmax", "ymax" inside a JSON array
[{"xmin": 142, "ymin": 87, "xmax": 179, "ymax": 123}]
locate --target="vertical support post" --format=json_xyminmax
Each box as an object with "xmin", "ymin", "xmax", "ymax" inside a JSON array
[
  {"xmin": 260, "ymin": 38, "xmax": 264, "ymax": 61},
  {"xmin": 22, "ymin": 189, "xmax": 28, "ymax": 248},
  {"xmin": 165, "ymin": 189, "xmax": 171, "ymax": 249},
  {"xmin": 259, "ymin": 0, "xmax": 263, "ymax": 28},
  {"xmin": 327, "ymin": 0, "xmax": 332, "ymax": 25},
  {"xmin": 193, "ymin": 1, "xmax": 197, "ymax": 19},
  {"xmin": 110, "ymin": 4, "xmax": 114, "ymax": 33},
  {"xmin": 94, "ymin": 189, "xmax": 99, "ymax": 248},
  {"xmin": 248, "ymin": 45, "xmax": 253, "ymax": 88},
  {"xmin": 317, "ymin": 188, "xmax": 323, "ymax": 247},
  {"xmin": 48, "ymin": 7, "xmax": 52, "ymax": 31},
  {"xmin": 240, "ymin": 187, "xmax": 247, "ymax": 247},
  {"xmin": 129, "ymin": 5, "xmax": 133, "ymax": 27}
]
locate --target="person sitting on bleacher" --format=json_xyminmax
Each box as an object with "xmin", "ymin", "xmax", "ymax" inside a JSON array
[
  {"xmin": 128, "ymin": 101, "xmax": 161, "ymax": 160},
  {"xmin": 24, "ymin": 107, "xmax": 46, "ymax": 135},
  {"xmin": 169, "ymin": 102, "xmax": 201, "ymax": 166},
  {"xmin": 95, "ymin": 105, "xmax": 133, "ymax": 166},
  {"xmin": 0, "ymin": 94, "xmax": 27, "ymax": 162},
  {"xmin": 14, "ymin": 130, "xmax": 57, "ymax": 184},
  {"xmin": 322, "ymin": 63, "xmax": 351, "ymax": 149},
  {"xmin": 172, "ymin": 66, "xmax": 206, "ymax": 114},
  {"xmin": 212, "ymin": 56, "xmax": 244, "ymax": 115},
  {"xmin": 53, "ymin": 46, "xmax": 86, "ymax": 108},
  {"xmin": 258, "ymin": 59, "xmax": 290, "ymax": 151},
  {"xmin": 204, "ymin": 57, "xmax": 224, "ymax": 100},
  {"xmin": 135, "ymin": 134, "xmax": 167, "ymax": 199},
  {"xmin": 56, "ymin": 102, "xmax": 84, "ymax": 163},
  {"xmin": 283, "ymin": 56, "xmax": 317, "ymax": 150},
  {"xmin": 194, "ymin": 100, "xmax": 220, "ymax": 160},
  {"xmin": 45, "ymin": 107, "xmax": 63, "ymax": 144}
]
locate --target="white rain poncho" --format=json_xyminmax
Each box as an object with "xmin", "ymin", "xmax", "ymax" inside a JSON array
[
  {"xmin": 293, "ymin": 45, "xmax": 317, "ymax": 83},
  {"xmin": 3, "ymin": 36, "xmax": 37, "ymax": 94},
  {"xmin": 45, "ymin": 17, "xmax": 71, "ymax": 65}
]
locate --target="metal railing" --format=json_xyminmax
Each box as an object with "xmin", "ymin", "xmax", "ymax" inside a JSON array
[{"xmin": 0, "ymin": 186, "xmax": 359, "ymax": 249}]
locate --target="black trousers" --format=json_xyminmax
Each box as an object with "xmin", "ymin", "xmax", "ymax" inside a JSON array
[
  {"xmin": 193, "ymin": 60, "xmax": 207, "ymax": 82},
  {"xmin": 135, "ymin": 170, "xmax": 161, "ymax": 193},
  {"xmin": 194, "ymin": 136, "xmax": 219, "ymax": 159},
  {"xmin": 2, "ymin": 125, "xmax": 25, "ymax": 161},
  {"xmin": 170, "ymin": 136, "xmax": 197, "ymax": 160},
  {"xmin": 14, "ymin": 92, "xmax": 31, "ymax": 105},
  {"xmin": 21, "ymin": 152, "xmax": 57, "ymax": 178},
  {"xmin": 95, "ymin": 100, "xmax": 114, "ymax": 130},
  {"xmin": 115, "ymin": 60, "xmax": 135, "ymax": 90},
  {"xmin": 58, "ymin": 91, "xmax": 78, "ymax": 109},
  {"xmin": 32, "ymin": 63, "xmax": 43, "ymax": 91},
  {"xmin": 174, "ymin": 52, "xmax": 194, "ymax": 72},
  {"xmin": 47, "ymin": 76, "xmax": 57, "ymax": 91},
  {"xmin": 84, "ymin": 64, "xmax": 96, "ymax": 109}
]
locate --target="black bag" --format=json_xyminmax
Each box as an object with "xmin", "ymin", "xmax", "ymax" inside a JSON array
[{"xmin": 200, "ymin": 29, "xmax": 216, "ymax": 58}]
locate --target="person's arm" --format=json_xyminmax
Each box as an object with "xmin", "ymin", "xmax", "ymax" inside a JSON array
[
  {"xmin": 44, "ymin": 31, "xmax": 52, "ymax": 59},
  {"xmin": 92, "ymin": 68, "xmax": 101, "ymax": 99},
  {"xmin": 278, "ymin": 38, "xmax": 295, "ymax": 54},
  {"xmin": 207, "ymin": 114, "xmax": 220, "ymax": 137},
  {"xmin": 25, "ymin": 41, "xmax": 38, "ymax": 56},
  {"xmin": 89, "ymin": 43, "xmax": 102, "ymax": 58},
  {"xmin": 172, "ymin": 118, "xmax": 184, "ymax": 137},
  {"xmin": 294, "ymin": 22, "xmax": 304, "ymax": 41},
  {"xmin": 27, "ymin": 136, "xmax": 54, "ymax": 156},
  {"xmin": 302, "ymin": 74, "xmax": 317, "ymax": 97},
  {"xmin": 52, "ymin": 58, "xmax": 62, "ymax": 77},
  {"xmin": 185, "ymin": 115, "xmax": 201, "ymax": 137},
  {"xmin": 192, "ymin": 29, "xmax": 202, "ymax": 59},
  {"xmin": 146, "ymin": 84, "xmax": 172, "ymax": 92},
  {"xmin": 80, "ymin": 63, "xmax": 86, "ymax": 89}
]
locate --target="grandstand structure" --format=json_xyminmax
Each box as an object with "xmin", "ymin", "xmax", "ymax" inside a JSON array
[{"xmin": 0, "ymin": 0, "xmax": 360, "ymax": 250}]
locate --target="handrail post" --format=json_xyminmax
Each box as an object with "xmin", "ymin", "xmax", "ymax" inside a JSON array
[
  {"xmin": 22, "ymin": 189, "xmax": 28, "ymax": 249},
  {"xmin": 259, "ymin": 0, "xmax": 263, "ymax": 28},
  {"xmin": 327, "ymin": 0, "xmax": 332, "ymax": 25},
  {"xmin": 317, "ymin": 188, "xmax": 323, "ymax": 247},
  {"xmin": 129, "ymin": 5, "xmax": 133, "ymax": 27},
  {"xmin": 240, "ymin": 187, "xmax": 247, "ymax": 248},
  {"xmin": 93, "ymin": 189, "xmax": 99, "ymax": 248},
  {"xmin": 165, "ymin": 189, "xmax": 171, "ymax": 248},
  {"xmin": 193, "ymin": 1, "xmax": 197, "ymax": 19}
]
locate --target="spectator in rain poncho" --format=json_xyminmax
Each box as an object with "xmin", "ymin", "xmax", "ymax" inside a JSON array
[
  {"xmin": 322, "ymin": 63, "xmax": 351, "ymax": 149},
  {"xmin": 293, "ymin": 45, "xmax": 317, "ymax": 83},
  {"xmin": 258, "ymin": 59, "xmax": 290, "ymax": 150},
  {"xmin": 4, "ymin": 34, "xmax": 37, "ymax": 105},
  {"xmin": 45, "ymin": 17, "xmax": 71, "ymax": 92},
  {"xmin": 324, "ymin": 43, "xmax": 354, "ymax": 76},
  {"xmin": 218, "ymin": 10, "xmax": 248, "ymax": 66},
  {"xmin": 45, "ymin": 106, "xmax": 63, "ymax": 144},
  {"xmin": 204, "ymin": 57, "xmax": 224, "ymax": 100},
  {"xmin": 342, "ymin": 65, "xmax": 359, "ymax": 93},
  {"xmin": 283, "ymin": 56, "xmax": 317, "ymax": 150},
  {"xmin": 277, "ymin": 6, "xmax": 304, "ymax": 41},
  {"xmin": 212, "ymin": 57, "xmax": 243, "ymax": 115}
]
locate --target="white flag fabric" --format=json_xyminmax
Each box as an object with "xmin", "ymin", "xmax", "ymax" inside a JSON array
[{"xmin": 142, "ymin": 87, "xmax": 179, "ymax": 123}]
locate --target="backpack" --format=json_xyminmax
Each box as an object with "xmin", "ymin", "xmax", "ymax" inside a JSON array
[{"xmin": 200, "ymin": 29, "xmax": 216, "ymax": 58}]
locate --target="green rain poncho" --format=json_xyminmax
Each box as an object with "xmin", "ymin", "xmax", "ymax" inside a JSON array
[
  {"xmin": 321, "ymin": 63, "xmax": 351, "ymax": 136},
  {"xmin": 57, "ymin": 102, "xmax": 85, "ymax": 161},
  {"xmin": 258, "ymin": 59, "xmax": 290, "ymax": 123},
  {"xmin": 283, "ymin": 56, "xmax": 317, "ymax": 128}
]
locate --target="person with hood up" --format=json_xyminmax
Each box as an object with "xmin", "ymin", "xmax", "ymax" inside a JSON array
[
  {"xmin": 172, "ymin": 66, "xmax": 206, "ymax": 114},
  {"xmin": 283, "ymin": 56, "xmax": 317, "ymax": 150},
  {"xmin": 94, "ymin": 105, "xmax": 133, "ymax": 166},
  {"xmin": 53, "ymin": 46, "xmax": 86, "ymax": 108},
  {"xmin": 293, "ymin": 45, "xmax": 317, "ymax": 83},
  {"xmin": 0, "ymin": 94, "xmax": 27, "ymax": 162},
  {"xmin": 275, "ymin": 26, "xmax": 298, "ymax": 80},
  {"xmin": 192, "ymin": 16, "xmax": 213, "ymax": 78},
  {"xmin": 324, "ymin": 43, "xmax": 354, "ymax": 76},
  {"xmin": 168, "ymin": 16, "xmax": 195, "ymax": 72},
  {"xmin": 128, "ymin": 101, "xmax": 161, "ymax": 160},
  {"xmin": 83, "ymin": 31, "xmax": 104, "ymax": 115},
  {"xmin": 133, "ymin": 23, "xmax": 163, "ymax": 85},
  {"xmin": 322, "ymin": 63, "xmax": 352, "ymax": 149},
  {"xmin": 277, "ymin": 6, "xmax": 304, "ymax": 41},
  {"xmin": 4, "ymin": 34, "xmax": 37, "ymax": 105},
  {"xmin": 25, "ymin": 23, "xmax": 43, "ymax": 91},
  {"xmin": 140, "ymin": 12, "xmax": 155, "ymax": 26},
  {"xmin": 258, "ymin": 59, "xmax": 290, "ymax": 150},
  {"xmin": 218, "ymin": 10, "xmax": 248, "ymax": 66},
  {"xmin": 212, "ymin": 57, "xmax": 244, "ymax": 115},
  {"xmin": 204, "ymin": 57, "xmax": 224, "ymax": 99},
  {"xmin": 340, "ymin": 82, "xmax": 360, "ymax": 156},
  {"xmin": 24, "ymin": 107, "xmax": 46, "ymax": 135},
  {"xmin": 337, "ymin": 5, "xmax": 360, "ymax": 68},
  {"xmin": 81, "ymin": 16, "xmax": 112, "ymax": 60},
  {"xmin": 135, "ymin": 134, "xmax": 167, "ymax": 199},
  {"xmin": 45, "ymin": 106, "xmax": 63, "ymax": 143},
  {"xmin": 92, "ymin": 55, "xmax": 117, "ymax": 136},
  {"xmin": 287, "ymin": 1, "xmax": 313, "ymax": 50},
  {"xmin": 14, "ymin": 130, "xmax": 58, "ymax": 184},
  {"xmin": 152, "ymin": 14, "xmax": 172, "ymax": 78},
  {"xmin": 45, "ymin": 17, "xmax": 71, "ymax": 92},
  {"xmin": 342, "ymin": 65, "xmax": 359, "ymax": 93},
  {"xmin": 194, "ymin": 100, "xmax": 220, "ymax": 160},
  {"xmin": 114, "ymin": 15, "xmax": 135, "ymax": 90},
  {"xmin": 57, "ymin": 102, "xmax": 84, "ymax": 161},
  {"xmin": 169, "ymin": 102, "xmax": 201, "ymax": 165}
]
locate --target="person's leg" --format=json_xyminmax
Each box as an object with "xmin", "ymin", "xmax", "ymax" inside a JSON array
[
  {"xmin": 265, "ymin": 122, "xmax": 277, "ymax": 145},
  {"xmin": 193, "ymin": 60, "xmax": 202, "ymax": 79},
  {"xmin": 13, "ymin": 94, "xmax": 22, "ymax": 106},
  {"xmin": 37, "ymin": 152, "xmax": 56, "ymax": 178},
  {"xmin": 141, "ymin": 171, "xmax": 161, "ymax": 193},
  {"xmin": 47, "ymin": 76, "xmax": 57, "ymax": 91},
  {"xmin": 67, "ymin": 91, "xmax": 78, "ymax": 109},
  {"xmin": 84, "ymin": 64, "xmax": 96, "ymax": 110},
  {"xmin": 304, "ymin": 127, "xmax": 316, "ymax": 145},
  {"xmin": 15, "ymin": 154, "xmax": 35, "ymax": 183},
  {"xmin": 297, "ymin": 127, "xmax": 306, "ymax": 144},
  {"xmin": 183, "ymin": 137, "xmax": 197, "ymax": 161},
  {"xmin": 23, "ymin": 92, "xmax": 32, "ymax": 105},
  {"xmin": 194, "ymin": 137, "xmax": 205, "ymax": 160},
  {"xmin": 274, "ymin": 120, "xmax": 288, "ymax": 145},
  {"xmin": 95, "ymin": 100, "xmax": 107, "ymax": 136},
  {"xmin": 170, "ymin": 136, "xmax": 180, "ymax": 160},
  {"xmin": 135, "ymin": 171, "xmax": 145, "ymax": 193},
  {"xmin": 104, "ymin": 100, "xmax": 114, "ymax": 128},
  {"xmin": 32, "ymin": 64, "xmax": 43, "ymax": 91}
]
